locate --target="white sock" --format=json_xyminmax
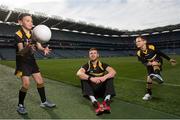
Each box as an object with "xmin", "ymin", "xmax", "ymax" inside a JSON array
[
  {"xmin": 104, "ymin": 95, "xmax": 111, "ymax": 101},
  {"xmin": 89, "ymin": 95, "xmax": 97, "ymax": 103}
]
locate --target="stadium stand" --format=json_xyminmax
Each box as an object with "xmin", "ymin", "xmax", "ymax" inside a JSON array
[{"xmin": 0, "ymin": 6, "xmax": 180, "ymax": 60}]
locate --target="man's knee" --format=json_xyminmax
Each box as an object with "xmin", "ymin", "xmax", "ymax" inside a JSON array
[
  {"xmin": 80, "ymin": 80, "xmax": 94, "ymax": 96},
  {"xmin": 81, "ymin": 79, "xmax": 91, "ymax": 85},
  {"xmin": 104, "ymin": 78, "xmax": 115, "ymax": 89}
]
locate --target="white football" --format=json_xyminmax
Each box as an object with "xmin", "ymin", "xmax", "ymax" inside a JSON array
[{"xmin": 32, "ymin": 25, "xmax": 51, "ymax": 43}]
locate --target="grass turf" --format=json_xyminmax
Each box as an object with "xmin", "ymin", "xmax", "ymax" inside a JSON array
[
  {"xmin": 0, "ymin": 55, "xmax": 180, "ymax": 118},
  {"xmin": 0, "ymin": 64, "xmax": 179, "ymax": 119}
]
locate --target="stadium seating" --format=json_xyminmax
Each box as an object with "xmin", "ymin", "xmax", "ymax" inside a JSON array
[
  {"xmin": 0, "ymin": 23, "xmax": 180, "ymax": 60},
  {"xmin": 0, "ymin": 48, "xmax": 16, "ymax": 60}
]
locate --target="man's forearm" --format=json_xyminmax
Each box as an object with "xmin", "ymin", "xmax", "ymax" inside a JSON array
[
  {"xmin": 77, "ymin": 72, "xmax": 90, "ymax": 80},
  {"xmin": 103, "ymin": 72, "xmax": 115, "ymax": 79}
]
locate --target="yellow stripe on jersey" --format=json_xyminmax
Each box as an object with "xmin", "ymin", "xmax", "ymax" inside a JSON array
[
  {"xmin": 88, "ymin": 60, "xmax": 104, "ymax": 71},
  {"xmin": 148, "ymin": 45, "xmax": 155, "ymax": 50},
  {"xmin": 98, "ymin": 61, "xmax": 104, "ymax": 71},
  {"xmin": 143, "ymin": 50, "xmax": 147, "ymax": 54},
  {"xmin": 15, "ymin": 70, "xmax": 22, "ymax": 78},
  {"xmin": 87, "ymin": 61, "xmax": 91, "ymax": 71},
  {"xmin": 89, "ymin": 72, "xmax": 104, "ymax": 77},
  {"xmin": 16, "ymin": 30, "xmax": 23, "ymax": 38},
  {"xmin": 147, "ymin": 54, "xmax": 157, "ymax": 61},
  {"xmin": 93, "ymin": 64, "xmax": 97, "ymax": 69},
  {"xmin": 26, "ymin": 33, "xmax": 31, "ymax": 39},
  {"xmin": 137, "ymin": 50, "xmax": 141, "ymax": 57}
]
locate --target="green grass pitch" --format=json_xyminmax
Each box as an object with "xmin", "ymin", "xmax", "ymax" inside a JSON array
[{"xmin": 0, "ymin": 56, "xmax": 180, "ymax": 118}]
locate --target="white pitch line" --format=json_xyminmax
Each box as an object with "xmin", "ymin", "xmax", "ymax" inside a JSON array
[{"xmin": 118, "ymin": 77, "xmax": 180, "ymax": 87}]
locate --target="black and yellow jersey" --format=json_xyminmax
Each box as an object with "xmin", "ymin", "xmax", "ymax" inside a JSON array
[
  {"xmin": 82, "ymin": 60, "xmax": 109, "ymax": 77},
  {"xmin": 14, "ymin": 28, "xmax": 39, "ymax": 77},
  {"xmin": 15, "ymin": 28, "xmax": 36, "ymax": 62},
  {"xmin": 136, "ymin": 44, "xmax": 171, "ymax": 65}
]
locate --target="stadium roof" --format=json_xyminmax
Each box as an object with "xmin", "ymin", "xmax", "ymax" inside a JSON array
[{"xmin": 1, "ymin": 5, "xmax": 180, "ymax": 37}]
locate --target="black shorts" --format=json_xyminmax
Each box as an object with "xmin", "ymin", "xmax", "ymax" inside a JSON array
[{"xmin": 15, "ymin": 60, "xmax": 40, "ymax": 77}]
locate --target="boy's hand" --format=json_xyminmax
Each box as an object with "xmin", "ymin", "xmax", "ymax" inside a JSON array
[
  {"xmin": 170, "ymin": 59, "xmax": 176, "ymax": 66},
  {"xmin": 43, "ymin": 46, "xmax": 52, "ymax": 55}
]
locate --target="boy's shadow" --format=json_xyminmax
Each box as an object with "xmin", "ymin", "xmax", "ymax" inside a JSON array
[
  {"xmin": 41, "ymin": 107, "xmax": 60, "ymax": 119},
  {"xmin": 19, "ymin": 114, "xmax": 31, "ymax": 119},
  {"xmin": 19, "ymin": 107, "xmax": 60, "ymax": 119}
]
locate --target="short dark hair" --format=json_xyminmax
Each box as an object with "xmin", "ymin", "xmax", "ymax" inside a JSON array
[
  {"xmin": 136, "ymin": 36, "xmax": 146, "ymax": 41},
  {"xmin": 89, "ymin": 48, "xmax": 98, "ymax": 52},
  {"xmin": 18, "ymin": 13, "xmax": 32, "ymax": 20}
]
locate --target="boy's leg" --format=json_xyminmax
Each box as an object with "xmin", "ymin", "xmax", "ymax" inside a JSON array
[
  {"xmin": 143, "ymin": 67, "xmax": 153, "ymax": 100},
  {"xmin": 150, "ymin": 61, "xmax": 164, "ymax": 84},
  {"xmin": 17, "ymin": 76, "xmax": 30, "ymax": 115},
  {"xmin": 32, "ymin": 72, "xmax": 56, "ymax": 108},
  {"xmin": 142, "ymin": 76, "xmax": 153, "ymax": 100}
]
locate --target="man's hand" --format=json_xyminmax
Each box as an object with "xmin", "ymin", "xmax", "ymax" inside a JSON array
[
  {"xmin": 170, "ymin": 59, "xmax": 176, "ymax": 66},
  {"xmin": 98, "ymin": 76, "xmax": 107, "ymax": 83},
  {"xmin": 90, "ymin": 77, "xmax": 101, "ymax": 84}
]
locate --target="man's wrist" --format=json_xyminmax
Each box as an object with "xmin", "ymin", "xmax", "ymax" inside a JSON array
[{"xmin": 88, "ymin": 76, "xmax": 92, "ymax": 81}]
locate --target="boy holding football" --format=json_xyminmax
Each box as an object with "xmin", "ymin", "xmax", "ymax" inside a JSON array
[{"xmin": 15, "ymin": 13, "xmax": 55, "ymax": 115}]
